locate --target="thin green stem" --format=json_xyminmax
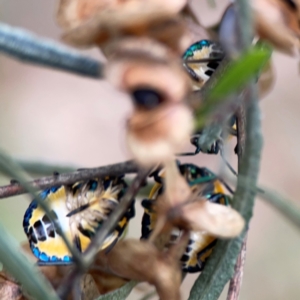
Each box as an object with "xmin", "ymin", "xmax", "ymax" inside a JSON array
[
  {"xmin": 0, "ymin": 222, "xmax": 59, "ymax": 300},
  {"xmin": 0, "ymin": 22, "xmax": 102, "ymax": 78}
]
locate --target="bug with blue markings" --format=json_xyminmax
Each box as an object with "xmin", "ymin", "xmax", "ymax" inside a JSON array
[
  {"xmin": 141, "ymin": 163, "xmax": 230, "ymax": 273},
  {"xmin": 182, "ymin": 39, "xmax": 238, "ymax": 157},
  {"xmin": 23, "ymin": 176, "xmax": 135, "ymax": 264}
]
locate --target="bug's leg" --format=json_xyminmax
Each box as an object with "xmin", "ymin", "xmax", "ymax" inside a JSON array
[{"xmin": 177, "ymin": 135, "xmax": 202, "ymax": 156}]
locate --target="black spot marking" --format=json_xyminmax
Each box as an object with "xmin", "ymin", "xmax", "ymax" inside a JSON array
[
  {"xmin": 181, "ymin": 254, "xmax": 190, "ymax": 262},
  {"xmin": 207, "ymin": 62, "xmax": 219, "ymax": 70},
  {"xmin": 205, "ymin": 70, "xmax": 214, "ymax": 77},
  {"xmin": 42, "ymin": 214, "xmax": 51, "ymax": 225},
  {"xmin": 33, "ymin": 220, "xmax": 46, "ymax": 241},
  {"xmin": 46, "ymin": 223, "xmax": 55, "ymax": 238},
  {"xmin": 78, "ymin": 224, "xmax": 94, "ymax": 239},
  {"xmin": 28, "ymin": 226, "xmax": 37, "ymax": 244},
  {"xmin": 74, "ymin": 235, "xmax": 82, "ymax": 253}
]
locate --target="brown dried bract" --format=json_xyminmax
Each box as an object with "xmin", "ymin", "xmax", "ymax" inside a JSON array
[
  {"xmin": 253, "ymin": 0, "xmax": 300, "ymax": 54},
  {"xmin": 94, "ymin": 235, "xmax": 189, "ymax": 300},
  {"xmin": 0, "ymin": 272, "xmax": 25, "ymax": 300}
]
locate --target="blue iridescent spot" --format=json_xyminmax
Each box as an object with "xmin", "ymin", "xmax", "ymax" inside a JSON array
[
  {"xmin": 50, "ymin": 186, "xmax": 59, "ymax": 193},
  {"xmin": 39, "ymin": 252, "xmax": 49, "ymax": 262},
  {"xmin": 200, "ymin": 40, "xmax": 210, "ymax": 46},
  {"xmin": 29, "ymin": 200, "xmax": 38, "ymax": 209},
  {"xmin": 40, "ymin": 189, "xmax": 50, "ymax": 200},
  {"xmin": 51, "ymin": 256, "xmax": 59, "ymax": 262},
  {"xmin": 32, "ymin": 247, "xmax": 40, "ymax": 258},
  {"xmin": 90, "ymin": 181, "xmax": 98, "ymax": 191},
  {"xmin": 182, "ymin": 40, "xmax": 212, "ymax": 60},
  {"xmin": 63, "ymin": 255, "xmax": 72, "ymax": 262}
]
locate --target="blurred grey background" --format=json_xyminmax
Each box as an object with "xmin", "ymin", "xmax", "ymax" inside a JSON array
[{"xmin": 0, "ymin": 0, "xmax": 300, "ymax": 299}]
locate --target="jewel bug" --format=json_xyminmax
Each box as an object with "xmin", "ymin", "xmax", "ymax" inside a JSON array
[
  {"xmin": 141, "ymin": 163, "xmax": 230, "ymax": 273},
  {"xmin": 182, "ymin": 39, "xmax": 237, "ymax": 158},
  {"xmin": 23, "ymin": 176, "xmax": 135, "ymax": 264}
]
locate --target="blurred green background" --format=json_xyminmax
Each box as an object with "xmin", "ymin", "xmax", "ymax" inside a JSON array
[{"xmin": 0, "ymin": 0, "xmax": 300, "ymax": 299}]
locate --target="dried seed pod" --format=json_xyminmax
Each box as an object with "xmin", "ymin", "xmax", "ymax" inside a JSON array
[{"xmin": 58, "ymin": 0, "xmax": 191, "ymax": 54}]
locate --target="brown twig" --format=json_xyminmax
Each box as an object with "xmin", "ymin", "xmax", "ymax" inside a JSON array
[
  {"xmin": 0, "ymin": 160, "xmax": 138, "ymax": 199},
  {"xmin": 57, "ymin": 167, "xmax": 152, "ymax": 300},
  {"xmin": 226, "ymin": 234, "xmax": 247, "ymax": 300}
]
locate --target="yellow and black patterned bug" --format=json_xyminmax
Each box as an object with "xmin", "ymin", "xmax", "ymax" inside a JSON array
[
  {"xmin": 23, "ymin": 176, "xmax": 135, "ymax": 263},
  {"xmin": 141, "ymin": 163, "xmax": 230, "ymax": 273},
  {"xmin": 182, "ymin": 39, "xmax": 224, "ymax": 91},
  {"xmin": 182, "ymin": 39, "xmax": 237, "ymax": 156}
]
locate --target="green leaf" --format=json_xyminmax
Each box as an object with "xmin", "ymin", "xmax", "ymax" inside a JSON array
[
  {"xmin": 0, "ymin": 221, "xmax": 60, "ymax": 300},
  {"xmin": 95, "ymin": 281, "xmax": 137, "ymax": 300},
  {"xmin": 195, "ymin": 46, "xmax": 271, "ymax": 128}
]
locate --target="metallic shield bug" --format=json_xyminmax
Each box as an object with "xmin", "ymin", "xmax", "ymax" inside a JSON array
[
  {"xmin": 23, "ymin": 176, "xmax": 135, "ymax": 263},
  {"xmin": 182, "ymin": 39, "xmax": 224, "ymax": 91},
  {"xmin": 181, "ymin": 39, "xmax": 237, "ymax": 156},
  {"xmin": 141, "ymin": 163, "xmax": 230, "ymax": 273}
]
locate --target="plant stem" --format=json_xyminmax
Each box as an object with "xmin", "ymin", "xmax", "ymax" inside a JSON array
[
  {"xmin": 226, "ymin": 234, "xmax": 247, "ymax": 300},
  {"xmin": 0, "ymin": 160, "xmax": 138, "ymax": 199},
  {"xmin": 0, "ymin": 22, "xmax": 102, "ymax": 78},
  {"xmin": 226, "ymin": 0, "xmax": 255, "ymax": 296}
]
